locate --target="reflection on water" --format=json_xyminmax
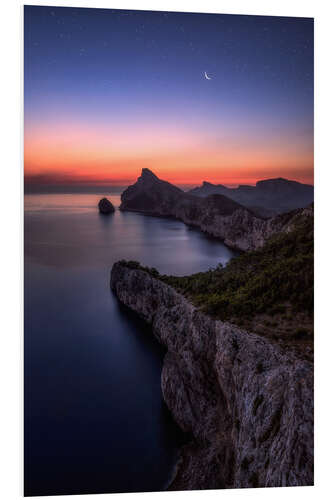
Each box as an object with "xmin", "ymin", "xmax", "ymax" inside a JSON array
[
  {"xmin": 24, "ymin": 193, "xmax": 122, "ymax": 213},
  {"xmin": 24, "ymin": 194, "xmax": 235, "ymax": 273},
  {"xmin": 24, "ymin": 193, "xmax": 236, "ymax": 496}
]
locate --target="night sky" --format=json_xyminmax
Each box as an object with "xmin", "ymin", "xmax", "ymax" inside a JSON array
[{"xmin": 24, "ymin": 6, "xmax": 314, "ymax": 188}]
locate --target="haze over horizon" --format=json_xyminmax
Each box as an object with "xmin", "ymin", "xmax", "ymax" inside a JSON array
[
  {"xmin": 24, "ymin": 6, "xmax": 314, "ymax": 189},
  {"xmin": 24, "ymin": 169, "xmax": 314, "ymax": 195}
]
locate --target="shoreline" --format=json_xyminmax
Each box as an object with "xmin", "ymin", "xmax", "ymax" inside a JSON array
[
  {"xmin": 111, "ymin": 261, "xmax": 314, "ymax": 489},
  {"xmin": 119, "ymin": 206, "xmax": 245, "ymax": 252}
]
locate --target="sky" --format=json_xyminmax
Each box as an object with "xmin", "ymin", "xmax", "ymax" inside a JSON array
[{"xmin": 24, "ymin": 6, "xmax": 314, "ymax": 190}]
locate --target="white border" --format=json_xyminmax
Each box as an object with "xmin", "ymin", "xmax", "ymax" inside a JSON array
[{"xmin": 1, "ymin": 1, "xmax": 333, "ymax": 499}]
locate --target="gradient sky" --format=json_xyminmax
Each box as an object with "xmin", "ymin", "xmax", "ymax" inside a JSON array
[{"xmin": 24, "ymin": 6, "xmax": 314, "ymax": 189}]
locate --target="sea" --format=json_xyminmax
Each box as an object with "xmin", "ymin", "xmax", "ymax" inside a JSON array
[{"xmin": 24, "ymin": 192, "xmax": 236, "ymax": 496}]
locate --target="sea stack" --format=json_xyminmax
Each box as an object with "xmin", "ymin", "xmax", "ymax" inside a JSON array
[{"xmin": 98, "ymin": 197, "xmax": 115, "ymax": 214}]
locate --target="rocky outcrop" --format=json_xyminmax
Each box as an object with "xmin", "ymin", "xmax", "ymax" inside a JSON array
[
  {"xmin": 120, "ymin": 169, "xmax": 313, "ymax": 251},
  {"xmin": 98, "ymin": 197, "xmax": 115, "ymax": 214},
  {"xmin": 189, "ymin": 178, "xmax": 314, "ymax": 215},
  {"xmin": 111, "ymin": 262, "xmax": 313, "ymax": 490}
]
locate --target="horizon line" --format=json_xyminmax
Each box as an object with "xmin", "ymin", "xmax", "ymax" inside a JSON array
[{"xmin": 24, "ymin": 175, "xmax": 314, "ymax": 195}]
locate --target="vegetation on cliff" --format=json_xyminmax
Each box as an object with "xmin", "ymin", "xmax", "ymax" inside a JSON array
[
  {"xmin": 163, "ymin": 213, "xmax": 313, "ymax": 318},
  {"xmin": 119, "ymin": 209, "xmax": 313, "ymax": 357}
]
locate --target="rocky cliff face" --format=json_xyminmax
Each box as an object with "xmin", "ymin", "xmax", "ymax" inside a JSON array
[
  {"xmin": 120, "ymin": 169, "xmax": 313, "ymax": 251},
  {"xmin": 189, "ymin": 177, "xmax": 314, "ymax": 215},
  {"xmin": 111, "ymin": 263, "xmax": 313, "ymax": 490},
  {"xmin": 120, "ymin": 169, "xmax": 263, "ymax": 251},
  {"xmin": 120, "ymin": 168, "xmax": 183, "ymax": 215}
]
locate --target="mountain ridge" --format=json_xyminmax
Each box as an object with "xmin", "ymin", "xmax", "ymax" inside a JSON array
[
  {"xmin": 188, "ymin": 177, "xmax": 314, "ymax": 215},
  {"xmin": 119, "ymin": 169, "xmax": 312, "ymax": 251}
]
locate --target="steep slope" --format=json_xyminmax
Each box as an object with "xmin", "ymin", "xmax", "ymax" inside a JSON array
[
  {"xmin": 189, "ymin": 177, "xmax": 314, "ymax": 215},
  {"xmin": 119, "ymin": 168, "xmax": 183, "ymax": 214},
  {"xmin": 111, "ymin": 261, "xmax": 313, "ymax": 490},
  {"xmin": 120, "ymin": 169, "xmax": 263, "ymax": 251},
  {"xmin": 162, "ymin": 205, "xmax": 314, "ymax": 360},
  {"xmin": 120, "ymin": 169, "xmax": 313, "ymax": 252},
  {"xmin": 110, "ymin": 205, "xmax": 313, "ymax": 490}
]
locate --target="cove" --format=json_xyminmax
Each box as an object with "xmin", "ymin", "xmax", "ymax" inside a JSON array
[{"xmin": 24, "ymin": 193, "xmax": 236, "ymax": 496}]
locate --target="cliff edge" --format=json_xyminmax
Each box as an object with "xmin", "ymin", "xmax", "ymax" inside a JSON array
[
  {"xmin": 110, "ymin": 262, "xmax": 313, "ymax": 490},
  {"xmin": 120, "ymin": 169, "xmax": 312, "ymax": 251}
]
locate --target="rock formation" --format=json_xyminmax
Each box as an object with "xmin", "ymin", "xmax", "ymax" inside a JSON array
[
  {"xmin": 98, "ymin": 197, "xmax": 115, "ymax": 214},
  {"xmin": 120, "ymin": 169, "xmax": 313, "ymax": 251},
  {"xmin": 188, "ymin": 177, "xmax": 314, "ymax": 215},
  {"xmin": 111, "ymin": 262, "xmax": 313, "ymax": 490}
]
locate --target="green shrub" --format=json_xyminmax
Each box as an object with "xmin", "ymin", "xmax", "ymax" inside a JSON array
[
  {"xmin": 120, "ymin": 213, "xmax": 313, "ymax": 327},
  {"xmin": 162, "ymin": 214, "xmax": 313, "ymax": 322}
]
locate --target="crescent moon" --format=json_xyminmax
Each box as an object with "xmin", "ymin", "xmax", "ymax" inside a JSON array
[{"xmin": 204, "ymin": 71, "xmax": 212, "ymax": 80}]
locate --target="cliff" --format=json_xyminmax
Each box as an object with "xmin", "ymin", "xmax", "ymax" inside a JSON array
[
  {"xmin": 163, "ymin": 205, "xmax": 314, "ymax": 360},
  {"xmin": 111, "ymin": 262, "xmax": 313, "ymax": 490},
  {"xmin": 189, "ymin": 177, "xmax": 314, "ymax": 215},
  {"xmin": 120, "ymin": 169, "xmax": 312, "ymax": 251}
]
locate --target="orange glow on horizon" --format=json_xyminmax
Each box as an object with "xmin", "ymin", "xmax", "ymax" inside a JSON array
[{"xmin": 24, "ymin": 120, "xmax": 314, "ymax": 188}]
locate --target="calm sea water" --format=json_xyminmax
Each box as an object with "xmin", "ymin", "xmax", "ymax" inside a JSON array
[{"xmin": 24, "ymin": 193, "xmax": 236, "ymax": 496}]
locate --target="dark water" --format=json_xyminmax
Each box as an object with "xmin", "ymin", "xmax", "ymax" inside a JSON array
[{"xmin": 24, "ymin": 193, "xmax": 236, "ymax": 496}]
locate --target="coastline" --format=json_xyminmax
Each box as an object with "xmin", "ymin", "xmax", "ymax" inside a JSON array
[
  {"xmin": 119, "ymin": 169, "xmax": 314, "ymax": 253},
  {"xmin": 111, "ymin": 262, "xmax": 314, "ymax": 490},
  {"xmin": 119, "ymin": 206, "xmax": 244, "ymax": 253}
]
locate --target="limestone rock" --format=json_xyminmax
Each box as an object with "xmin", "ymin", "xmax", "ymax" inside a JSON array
[
  {"xmin": 120, "ymin": 169, "xmax": 313, "ymax": 251},
  {"xmin": 111, "ymin": 262, "xmax": 313, "ymax": 490}
]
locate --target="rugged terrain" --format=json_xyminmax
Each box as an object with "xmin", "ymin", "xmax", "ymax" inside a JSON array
[
  {"xmin": 114, "ymin": 175, "xmax": 314, "ymax": 489},
  {"xmin": 189, "ymin": 177, "xmax": 314, "ymax": 216},
  {"xmin": 111, "ymin": 261, "xmax": 313, "ymax": 489},
  {"xmin": 162, "ymin": 206, "xmax": 314, "ymax": 361},
  {"xmin": 120, "ymin": 169, "xmax": 312, "ymax": 251}
]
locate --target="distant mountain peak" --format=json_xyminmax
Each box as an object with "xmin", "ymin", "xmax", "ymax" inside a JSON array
[
  {"xmin": 256, "ymin": 177, "xmax": 299, "ymax": 187},
  {"xmin": 137, "ymin": 168, "xmax": 184, "ymax": 195},
  {"xmin": 202, "ymin": 180, "xmax": 225, "ymax": 188},
  {"xmin": 140, "ymin": 168, "xmax": 159, "ymax": 180},
  {"xmin": 120, "ymin": 168, "xmax": 249, "ymax": 222},
  {"xmin": 189, "ymin": 176, "xmax": 313, "ymax": 215}
]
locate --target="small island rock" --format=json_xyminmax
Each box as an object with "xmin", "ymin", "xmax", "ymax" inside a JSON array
[{"xmin": 98, "ymin": 198, "xmax": 115, "ymax": 214}]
